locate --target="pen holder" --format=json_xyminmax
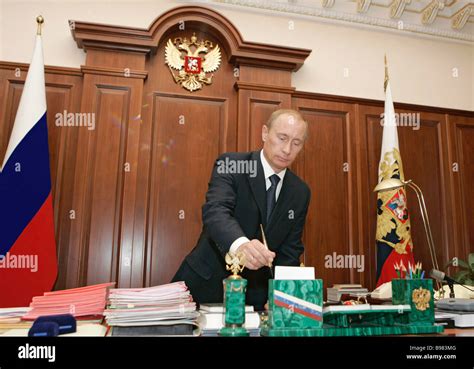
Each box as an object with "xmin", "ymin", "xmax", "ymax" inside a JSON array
[
  {"xmin": 268, "ymin": 279, "xmax": 323, "ymax": 329},
  {"xmin": 392, "ymin": 278, "xmax": 434, "ymax": 325}
]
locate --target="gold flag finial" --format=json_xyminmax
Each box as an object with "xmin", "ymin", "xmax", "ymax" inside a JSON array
[
  {"xmin": 384, "ymin": 54, "xmax": 389, "ymax": 92},
  {"xmin": 36, "ymin": 16, "xmax": 44, "ymax": 35}
]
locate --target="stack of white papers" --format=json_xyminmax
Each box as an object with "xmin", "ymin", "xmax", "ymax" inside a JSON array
[
  {"xmin": 0, "ymin": 307, "xmax": 30, "ymax": 319},
  {"xmin": 0, "ymin": 307, "xmax": 31, "ymax": 325},
  {"xmin": 104, "ymin": 282, "xmax": 198, "ymax": 327}
]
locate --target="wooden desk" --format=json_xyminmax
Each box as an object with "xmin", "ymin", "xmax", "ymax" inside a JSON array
[{"xmin": 441, "ymin": 327, "xmax": 474, "ymax": 336}]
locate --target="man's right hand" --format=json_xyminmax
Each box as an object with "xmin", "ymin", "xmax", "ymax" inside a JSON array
[{"xmin": 237, "ymin": 239, "xmax": 275, "ymax": 270}]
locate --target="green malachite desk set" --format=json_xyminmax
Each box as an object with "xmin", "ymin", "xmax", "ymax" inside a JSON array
[
  {"xmin": 260, "ymin": 278, "xmax": 443, "ymax": 337},
  {"xmin": 217, "ymin": 251, "xmax": 442, "ymax": 337}
]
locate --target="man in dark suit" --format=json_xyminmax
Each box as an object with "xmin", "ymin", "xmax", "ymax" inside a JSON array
[{"xmin": 172, "ymin": 109, "xmax": 310, "ymax": 310}]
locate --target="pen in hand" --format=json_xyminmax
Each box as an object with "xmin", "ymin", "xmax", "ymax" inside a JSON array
[{"xmin": 260, "ymin": 224, "xmax": 274, "ymax": 278}]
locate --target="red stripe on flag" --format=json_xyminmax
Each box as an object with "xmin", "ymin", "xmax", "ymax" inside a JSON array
[
  {"xmin": 0, "ymin": 193, "xmax": 57, "ymax": 307},
  {"xmin": 293, "ymin": 306, "xmax": 323, "ymax": 321}
]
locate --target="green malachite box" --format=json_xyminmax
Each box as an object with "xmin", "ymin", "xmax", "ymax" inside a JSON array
[
  {"xmin": 392, "ymin": 279, "xmax": 434, "ymax": 325},
  {"xmin": 268, "ymin": 279, "xmax": 323, "ymax": 329}
]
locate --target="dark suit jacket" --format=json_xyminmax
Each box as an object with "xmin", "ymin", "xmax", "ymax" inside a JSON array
[{"xmin": 172, "ymin": 150, "xmax": 311, "ymax": 310}]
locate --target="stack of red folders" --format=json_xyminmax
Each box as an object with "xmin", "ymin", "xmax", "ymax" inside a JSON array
[{"xmin": 22, "ymin": 282, "xmax": 115, "ymax": 320}]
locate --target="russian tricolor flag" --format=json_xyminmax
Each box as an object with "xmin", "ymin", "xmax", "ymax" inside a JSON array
[
  {"xmin": 274, "ymin": 290, "xmax": 322, "ymax": 322},
  {"xmin": 0, "ymin": 33, "xmax": 58, "ymax": 307}
]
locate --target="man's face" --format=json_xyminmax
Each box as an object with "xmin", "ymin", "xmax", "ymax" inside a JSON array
[{"xmin": 262, "ymin": 114, "xmax": 306, "ymax": 173}]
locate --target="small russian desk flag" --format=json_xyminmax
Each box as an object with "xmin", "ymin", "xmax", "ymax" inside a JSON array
[{"xmin": 0, "ymin": 19, "xmax": 58, "ymax": 307}]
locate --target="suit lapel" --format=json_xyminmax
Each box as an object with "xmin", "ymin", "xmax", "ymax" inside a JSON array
[{"xmin": 248, "ymin": 151, "xmax": 267, "ymax": 226}]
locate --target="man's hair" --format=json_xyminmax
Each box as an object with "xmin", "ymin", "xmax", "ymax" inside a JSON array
[{"xmin": 265, "ymin": 109, "xmax": 308, "ymax": 138}]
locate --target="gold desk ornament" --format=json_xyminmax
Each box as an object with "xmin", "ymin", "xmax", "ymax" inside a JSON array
[
  {"xmin": 165, "ymin": 32, "xmax": 221, "ymax": 92},
  {"xmin": 225, "ymin": 251, "xmax": 245, "ymax": 277},
  {"xmin": 219, "ymin": 251, "xmax": 249, "ymax": 337},
  {"xmin": 412, "ymin": 286, "xmax": 431, "ymax": 311}
]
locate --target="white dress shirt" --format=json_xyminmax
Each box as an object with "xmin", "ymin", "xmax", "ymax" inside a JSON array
[{"xmin": 229, "ymin": 150, "xmax": 287, "ymax": 253}]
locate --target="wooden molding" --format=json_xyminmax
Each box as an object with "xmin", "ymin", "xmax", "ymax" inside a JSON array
[
  {"xmin": 234, "ymin": 81, "xmax": 295, "ymax": 94},
  {"xmin": 81, "ymin": 65, "xmax": 148, "ymax": 79},
  {"xmin": 293, "ymin": 90, "xmax": 474, "ymax": 117},
  {"xmin": 0, "ymin": 61, "xmax": 82, "ymax": 77},
  {"xmin": 70, "ymin": 5, "xmax": 311, "ymax": 71}
]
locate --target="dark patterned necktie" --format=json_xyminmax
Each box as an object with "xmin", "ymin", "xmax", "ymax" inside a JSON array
[{"xmin": 266, "ymin": 174, "xmax": 281, "ymax": 222}]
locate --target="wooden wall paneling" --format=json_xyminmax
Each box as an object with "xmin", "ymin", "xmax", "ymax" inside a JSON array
[
  {"xmin": 76, "ymin": 60, "xmax": 148, "ymax": 290},
  {"xmin": 444, "ymin": 113, "xmax": 462, "ymax": 262},
  {"xmin": 67, "ymin": 68, "xmax": 146, "ymax": 288},
  {"xmin": 43, "ymin": 72, "xmax": 83, "ymax": 291},
  {"xmin": 292, "ymin": 98, "xmax": 359, "ymax": 290},
  {"xmin": 237, "ymin": 66, "xmax": 292, "ymax": 86},
  {"xmin": 400, "ymin": 111, "xmax": 450, "ymax": 275},
  {"xmin": 235, "ymin": 83, "xmax": 294, "ymax": 151},
  {"xmin": 114, "ymin": 72, "xmax": 147, "ymax": 289},
  {"xmin": 145, "ymin": 93, "xmax": 228, "ymax": 286},
  {"xmin": 447, "ymin": 114, "xmax": 474, "ymax": 259},
  {"xmin": 352, "ymin": 103, "xmax": 372, "ymax": 290},
  {"xmin": 70, "ymin": 76, "xmax": 129, "ymax": 287},
  {"xmin": 356, "ymin": 104, "xmax": 382, "ymax": 289},
  {"xmin": 0, "ymin": 74, "xmax": 23, "ymax": 162}
]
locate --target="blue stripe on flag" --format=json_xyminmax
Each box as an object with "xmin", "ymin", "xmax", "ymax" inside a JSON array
[{"xmin": 0, "ymin": 113, "xmax": 52, "ymax": 256}]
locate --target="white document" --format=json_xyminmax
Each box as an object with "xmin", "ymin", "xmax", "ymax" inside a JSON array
[
  {"xmin": 370, "ymin": 281, "xmax": 392, "ymax": 299},
  {"xmin": 274, "ymin": 266, "xmax": 315, "ymax": 280}
]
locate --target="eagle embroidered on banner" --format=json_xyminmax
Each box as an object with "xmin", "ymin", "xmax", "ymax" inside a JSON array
[{"xmin": 376, "ymin": 148, "xmax": 413, "ymax": 255}]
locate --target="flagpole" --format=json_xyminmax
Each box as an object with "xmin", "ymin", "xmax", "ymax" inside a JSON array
[
  {"xmin": 36, "ymin": 15, "xmax": 44, "ymax": 35},
  {"xmin": 384, "ymin": 54, "xmax": 388, "ymax": 93}
]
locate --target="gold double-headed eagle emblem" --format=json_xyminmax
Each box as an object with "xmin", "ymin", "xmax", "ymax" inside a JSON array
[
  {"xmin": 412, "ymin": 287, "xmax": 431, "ymax": 311},
  {"xmin": 225, "ymin": 252, "xmax": 246, "ymax": 277},
  {"xmin": 165, "ymin": 33, "xmax": 221, "ymax": 92}
]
